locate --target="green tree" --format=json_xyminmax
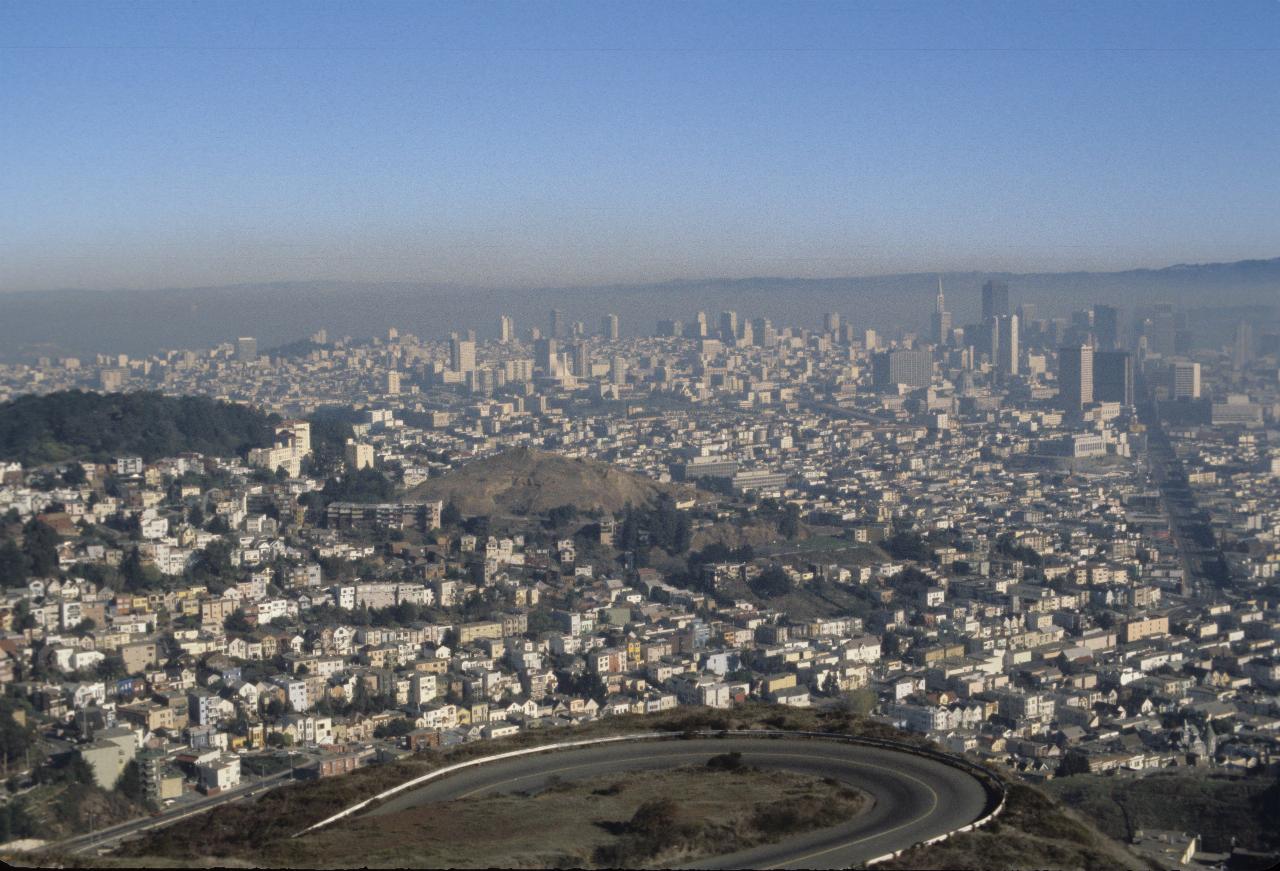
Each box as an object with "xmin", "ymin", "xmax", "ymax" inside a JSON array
[
  {"xmin": 120, "ymin": 546, "xmax": 148, "ymax": 590},
  {"xmin": 441, "ymin": 501, "xmax": 463, "ymax": 529},
  {"xmin": 1056, "ymin": 751, "xmax": 1091, "ymax": 777},
  {"xmin": 224, "ymin": 609, "xmax": 253, "ymax": 635},
  {"xmin": 96, "ymin": 655, "xmax": 127, "ymax": 681},
  {"xmin": 841, "ymin": 687, "xmax": 878, "ymax": 715},
  {"xmin": 21, "ymin": 517, "xmax": 60, "ymax": 576},
  {"xmin": 778, "ymin": 503, "xmax": 801, "ymax": 539},
  {"xmin": 373, "ymin": 718, "xmax": 415, "ymax": 739},
  {"xmin": 751, "ymin": 565, "xmax": 792, "ymax": 598},
  {"xmin": 115, "ymin": 759, "xmax": 146, "ymax": 803},
  {"xmin": 0, "ymin": 538, "xmax": 29, "ymax": 587},
  {"xmin": 0, "ymin": 800, "xmax": 35, "ymax": 842},
  {"xmin": 0, "ymin": 700, "xmax": 36, "ymax": 766}
]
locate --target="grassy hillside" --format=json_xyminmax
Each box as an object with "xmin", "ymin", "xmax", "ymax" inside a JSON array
[
  {"xmin": 880, "ymin": 782, "xmax": 1151, "ymax": 871},
  {"xmin": 407, "ymin": 447, "xmax": 692, "ymax": 516},
  {"xmin": 37, "ymin": 705, "xmax": 1155, "ymax": 871},
  {"xmin": 0, "ymin": 391, "xmax": 276, "ymax": 465},
  {"xmin": 1045, "ymin": 770, "xmax": 1280, "ymax": 853},
  {"xmin": 187, "ymin": 765, "xmax": 863, "ymax": 869}
]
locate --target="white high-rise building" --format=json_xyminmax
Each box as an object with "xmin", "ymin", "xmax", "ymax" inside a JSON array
[
  {"xmin": 450, "ymin": 337, "xmax": 476, "ymax": 373},
  {"xmin": 1169, "ymin": 360, "xmax": 1201, "ymax": 399}
]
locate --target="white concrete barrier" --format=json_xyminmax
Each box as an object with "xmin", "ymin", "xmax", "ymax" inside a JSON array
[{"xmin": 295, "ymin": 726, "xmax": 1008, "ymax": 855}]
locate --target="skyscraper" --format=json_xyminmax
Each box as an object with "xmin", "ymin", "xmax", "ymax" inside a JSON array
[
  {"xmin": 1059, "ymin": 345, "xmax": 1093, "ymax": 410},
  {"xmin": 981, "ymin": 280, "xmax": 1010, "ymax": 321},
  {"xmin": 1093, "ymin": 351, "xmax": 1134, "ymax": 405},
  {"xmin": 1093, "ymin": 305, "xmax": 1120, "ymax": 351},
  {"xmin": 571, "ymin": 343, "xmax": 590, "ymax": 377},
  {"xmin": 534, "ymin": 337, "xmax": 558, "ymax": 374},
  {"xmin": 872, "ymin": 349, "xmax": 932, "ymax": 391},
  {"xmin": 823, "ymin": 312, "xmax": 841, "ymax": 334},
  {"xmin": 996, "ymin": 314, "xmax": 1019, "ymax": 378},
  {"xmin": 499, "ymin": 315, "xmax": 515, "ymax": 343},
  {"xmin": 1234, "ymin": 321, "xmax": 1254, "ymax": 369},
  {"xmin": 719, "ymin": 311, "xmax": 738, "ymax": 343},
  {"xmin": 236, "ymin": 336, "xmax": 258, "ymax": 362},
  {"xmin": 450, "ymin": 336, "xmax": 476, "ymax": 373},
  {"xmin": 549, "ymin": 309, "xmax": 565, "ymax": 339},
  {"xmin": 1146, "ymin": 308, "xmax": 1177, "ymax": 357},
  {"xmin": 1169, "ymin": 360, "xmax": 1201, "ymax": 399},
  {"xmin": 602, "ymin": 313, "xmax": 620, "ymax": 341},
  {"xmin": 931, "ymin": 277, "xmax": 952, "ymax": 346}
]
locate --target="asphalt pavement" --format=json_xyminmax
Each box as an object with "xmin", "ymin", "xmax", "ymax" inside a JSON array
[{"xmin": 365, "ymin": 736, "xmax": 991, "ymax": 870}]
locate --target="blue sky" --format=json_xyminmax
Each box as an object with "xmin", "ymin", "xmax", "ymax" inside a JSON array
[{"xmin": 2, "ymin": 1, "xmax": 1278, "ymax": 291}]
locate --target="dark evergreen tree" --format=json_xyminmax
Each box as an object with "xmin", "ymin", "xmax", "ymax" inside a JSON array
[{"xmin": 21, "ymin": 518, "xmax": 59, "ymax": 576}]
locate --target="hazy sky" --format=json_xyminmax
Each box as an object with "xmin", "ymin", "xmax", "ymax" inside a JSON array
[{"xmin": 2, "ymin": 1, "xmax": 1279, "ymax": 292}]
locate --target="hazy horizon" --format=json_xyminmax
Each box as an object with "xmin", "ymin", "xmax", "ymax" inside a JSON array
[{"xmin": 4, "ymin": 1, "xmax": 1280, "ymax": 293}]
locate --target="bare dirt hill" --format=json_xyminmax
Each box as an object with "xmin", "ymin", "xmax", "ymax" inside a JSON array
[{"xmin": 407, "ymin": 447, "xmax": 691, "ymax": 517}]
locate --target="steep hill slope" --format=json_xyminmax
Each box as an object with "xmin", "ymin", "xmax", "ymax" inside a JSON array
[{"xmin": 407, "ymin": 447, "xmax": 689, "ymax": 517}]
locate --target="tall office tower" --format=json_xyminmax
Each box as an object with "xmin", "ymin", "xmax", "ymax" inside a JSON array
[
  {"xmin": 1173, "ymin": 311, "xmax": 1193, "ymax": 354},
  {"xmin": 386, "ymin": 370, "xmax": 401, "ymax": 395},
  {"xmin": 1169, "ymin": 360, "xmax": 1201, "ymax": 398},
  {"xmin": 1016, "ymin": 303, "xmax": 1036, "ymax": 342},
  {"xmin": 739, "ymin": 319, "xmax": 754, "ymax": 346},
  {"xmin": 1058, "ymin": 345, "xmax": 1094, "ymax": 410},
  {"xmin": 694, "ymin": 311, "xmax": 709, "ymax": 337},
  {"xmin": 1146, "ymin": 308, "xmax": 1177, "ymax": 357},
  {"xmin": 1066, "ymin": 310, "xmax": 1094, "ymax": 347},
  {"xmin": 1093, "ymin": 351, "xmax": 1134, "ymax": 405},
  {"xmin": 602, "ymin": 313, "xmax": 620, "ymax": 340},
  {"xmin": 981, "ymin": 280, "xmax": 1010, "ymax": 321},
  {"xmin": 823, "ymin": 312, "xmax": 841, "ymax": 334},
  {"xmin": 549, "ymin": 309, "xmax": 565, "ymax": 339},
  {"xmin": 499, "ymin": 315, "xmax": 515, "ymax": 343},
  {"xmin": 311, "ymin": 328, "xmax": 328, "ymax": 345},
  {"xmin": 996, "ymin": 314, "xmax": 1019, "ymax": 378},
  {"xmin": 449, "ymin": 336, "xmax": 476, "ymax": 373},
  {"xmin": 981, "ymin": 317, "xmax": 1000, "ymax": 363},
  {"xmin": 610, "ymin": 356, "xmax": 626, "ymax": 385},
  {"xmin": 872, "ymin": 349, "xmax": 932, "ymax": 391},
  {"xmin": 656, "ymin": 319, "xmax": 682, "ymax": 337},
  {"xmin": 931, "ymin": 277, "xmax": 952, "ymax": 346},
  {"xmin": 863, "ymin": 329, "xmax": 878, "ymax": 351},
  {"xmin": 719, "ymin": 311, "xmax": 738, "ymax": 342},
  {"xmin": 571, "ymin": 343, "xmax": 590, "ymax": 377},
  {"xmin": 236, "ymin": 336, "xmax": 258, "ymax": 362},
  {"xmin": 387, "ymin": 327, "xmax": 399, "ymax": 343},
  {"xmin": 752, "ymin": 317, "xmax": 776, "ymax": 348},
  {"xmin": 534, "ymin": 337, "xmax": 558, "ymax": 374},
  {"xmin": 1093, "ymin": 305, "xmax": 1120, "ymax": 351},
  {"xmin": 1233, "ymin": 321, "xmax": 1254, "ymax": 369}
]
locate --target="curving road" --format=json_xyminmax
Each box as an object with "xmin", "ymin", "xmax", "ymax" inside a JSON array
[{"xmin": 364, "ymin": 736, "xmax": 992, "ymax": 869}]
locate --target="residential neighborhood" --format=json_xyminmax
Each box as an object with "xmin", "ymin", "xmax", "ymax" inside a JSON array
[{"xmin": 0, "ymin": 297, "xmax": 1278, "ymax": 857}]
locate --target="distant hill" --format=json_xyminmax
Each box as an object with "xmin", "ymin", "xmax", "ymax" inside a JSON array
[
  {"xmin": 2, "ymin": 255, "xmax": 1277, "ymax": 359},
  {"xmin": 0, "ymin": 391, "xmax": 276, "ymax": 466},
  {"xmin": 406, "ymin": 447, "xmax": 689, "ymax": 517}
]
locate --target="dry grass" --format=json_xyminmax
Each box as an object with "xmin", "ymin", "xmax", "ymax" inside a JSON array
[{"xmin": 114, "ymin": 764, "xmax": 866, "ymax": 869}]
